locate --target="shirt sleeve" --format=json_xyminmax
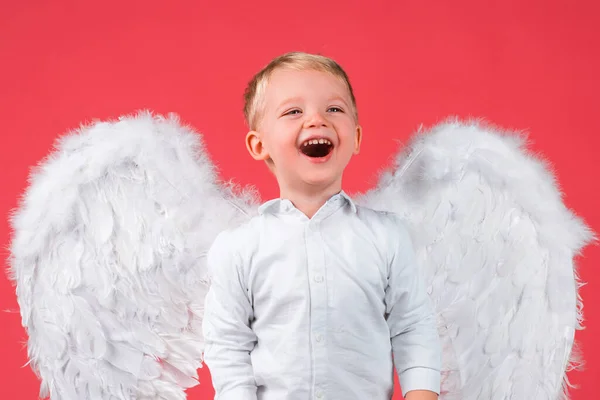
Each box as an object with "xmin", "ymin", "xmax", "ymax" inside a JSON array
[
  {"xmin": 202, "ymin": 230, "xmax": 258, "ymax": 400},
  {"xmin": 384, "ymin": 216, "xmax": 442, "ymax": 397}
]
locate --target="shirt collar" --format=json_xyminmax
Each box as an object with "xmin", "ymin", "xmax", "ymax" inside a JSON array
[{"xmin": 258, "ymin": 190, "xmax": 357, "ymax": 216}]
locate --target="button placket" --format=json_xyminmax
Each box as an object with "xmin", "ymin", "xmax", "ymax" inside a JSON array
[{"xmin": 305, "ymin": 219, "xmax": 328, "ymax": 397}]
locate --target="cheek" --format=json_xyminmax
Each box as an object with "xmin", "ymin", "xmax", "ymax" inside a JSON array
[
  {"xmin": 266, "ymin": 125, "xmax": 298, "ymax": 156},
  {"xmin": 263, "ymin": 137, "xmax": 298, "ymax": 165},
  {"xmin": 279, "ymin": 143, "xmax": 299, "ymax": 161},
  {"xmin": 338, "ymin": 126, "xmax": 359, "ymax": 149}
]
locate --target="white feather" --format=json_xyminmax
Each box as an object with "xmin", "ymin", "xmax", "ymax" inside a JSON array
[
  {"xmin": 8, "ymin": 112, "xmax": 258, "ymax": 399},
  {"xmin": 358, "ymin": 119, "xmax": 594, "ymax": 399}
]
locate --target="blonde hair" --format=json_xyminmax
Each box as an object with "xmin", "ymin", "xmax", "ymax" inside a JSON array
[{"xmin": 243, "ymin": 52, "xmax": 358, "ymax": 131}]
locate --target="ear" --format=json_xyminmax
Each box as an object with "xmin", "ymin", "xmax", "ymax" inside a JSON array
[
  {"xmin": 353, "ymin": 125, "xmax": 362, "ymax": 155},
  {"xmin": 245, "ymin": 130, "xmax": 270, "ymax": 161}
]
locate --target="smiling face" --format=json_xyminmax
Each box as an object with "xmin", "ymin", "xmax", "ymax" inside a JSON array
[{"xmin": 246, "ymin": 68, "xmax": 362, "ymax": 197}]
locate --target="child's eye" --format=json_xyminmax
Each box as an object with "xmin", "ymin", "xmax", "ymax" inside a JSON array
[
  {"xmin": 328, "ymin": 106, "xmax": 343, "ymax": 113},
  {"xmin": 284, "ymin": 109, "xmax": 302, "ymax": 116}
]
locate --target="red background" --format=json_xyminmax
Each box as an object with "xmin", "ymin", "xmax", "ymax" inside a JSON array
[{"xmin": 1, "ymin": 1, "xmax": 598, "ymax": 398}]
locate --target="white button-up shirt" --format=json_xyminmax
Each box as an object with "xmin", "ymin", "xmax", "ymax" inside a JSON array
[{"xmin": 202, "ymin": 191, "xmax": 441, "ymax": 400}]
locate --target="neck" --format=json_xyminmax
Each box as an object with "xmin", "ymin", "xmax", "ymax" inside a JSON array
[{"xmin": 279, "ymin": 180, "xmax": 343, "ymax": 219}]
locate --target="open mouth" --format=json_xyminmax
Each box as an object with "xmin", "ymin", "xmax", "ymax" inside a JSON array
[{"xmin": 299, "ymin": 138, "xmax": 334, "ymax": 158}]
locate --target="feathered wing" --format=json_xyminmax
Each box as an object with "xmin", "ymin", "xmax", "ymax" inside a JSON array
[
  {"xmin": 8, "ymin": 112, "xmax": 258, "ymax": 399},
  {"xmin": 358, "ymin": 120, "xmax": 594, "ymax": 399}
]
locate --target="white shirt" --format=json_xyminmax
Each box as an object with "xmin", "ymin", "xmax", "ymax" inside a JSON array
[{"xmin": 202, "ymin": 191, "xmax": 441, "ymax": 400}]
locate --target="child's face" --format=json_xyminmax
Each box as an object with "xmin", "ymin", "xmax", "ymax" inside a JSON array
[{"xmin": 246, "ymin": 68, "xmax": 361, "ymax": 193}]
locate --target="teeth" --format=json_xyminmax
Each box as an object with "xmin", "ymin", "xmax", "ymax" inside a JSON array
[{"xmin": 303, "ymin": 138, "xmax": 332, "ymax": 146}]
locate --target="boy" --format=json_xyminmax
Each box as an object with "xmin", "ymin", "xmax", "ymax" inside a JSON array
[{"xmin": 202, "ymin": 52, "xmax": 441, "ymax": 400}]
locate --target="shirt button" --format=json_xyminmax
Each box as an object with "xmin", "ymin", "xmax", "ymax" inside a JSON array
[
  {"xmin": 314, "ymin": 275, "xmax": 324, "ymax": 283},
  {"xmin": 316, "ymin": 390, "xmax": 323, "ymax": 398},
  {"xmin": 316, "ymin": 334, "xmax": 323, "ymax": 342}
]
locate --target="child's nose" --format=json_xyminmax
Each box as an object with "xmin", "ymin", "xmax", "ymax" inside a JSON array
[{"xmin": 303, "ymin": 111, "xmax": 329, "ymax": 128}]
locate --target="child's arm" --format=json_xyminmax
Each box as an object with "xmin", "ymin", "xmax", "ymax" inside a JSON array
[
  {"xmin": 202, "ymin": 231, "xmax": 258, "ymax": 400},
  {"xmin": 385, "ymin": 218, "xmax": 441, "ymax": 399},
  {"xmin": 405, "ymin": 390, "xmax": 439, "ymax": 400}
]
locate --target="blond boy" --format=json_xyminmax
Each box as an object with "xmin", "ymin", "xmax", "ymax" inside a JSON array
[{"xmin": 202, "ymin": 52, "xmax": 441, "ymax": 400}]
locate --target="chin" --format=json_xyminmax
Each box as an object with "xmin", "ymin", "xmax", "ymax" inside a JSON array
[{"xmin": 300, "ymin": 174, "xmax": 342, "ymax": 190}]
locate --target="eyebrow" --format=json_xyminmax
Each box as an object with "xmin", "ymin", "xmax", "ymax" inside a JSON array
[
  {"xmin": 328, "ymin": 96, "xmax": 351, "ymax": 107},
  {"xmin": 276, "ymin": 97, "xmax": 303, "ymax": 113},
  {"xmin": 275, "ymin": 95, "xmax": 351, "ymax": 113}
]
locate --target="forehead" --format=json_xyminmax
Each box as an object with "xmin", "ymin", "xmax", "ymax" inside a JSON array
[{"xmin": 263, "ymin": 68, "xmax": 351, "ymax": 104}]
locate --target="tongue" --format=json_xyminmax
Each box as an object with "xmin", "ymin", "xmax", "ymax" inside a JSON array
[{"xmin": 301, "ymin": 143, "xmax": 332, "ymax": 158}]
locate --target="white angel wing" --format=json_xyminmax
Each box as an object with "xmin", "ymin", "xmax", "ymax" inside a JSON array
[
  {"xmin": 8, "ymin": 112, "xmax": 258, "ymax": 399},
  {"xmin": 358, "ymin": 120, "xmax": 594, "ymax": 399}
]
